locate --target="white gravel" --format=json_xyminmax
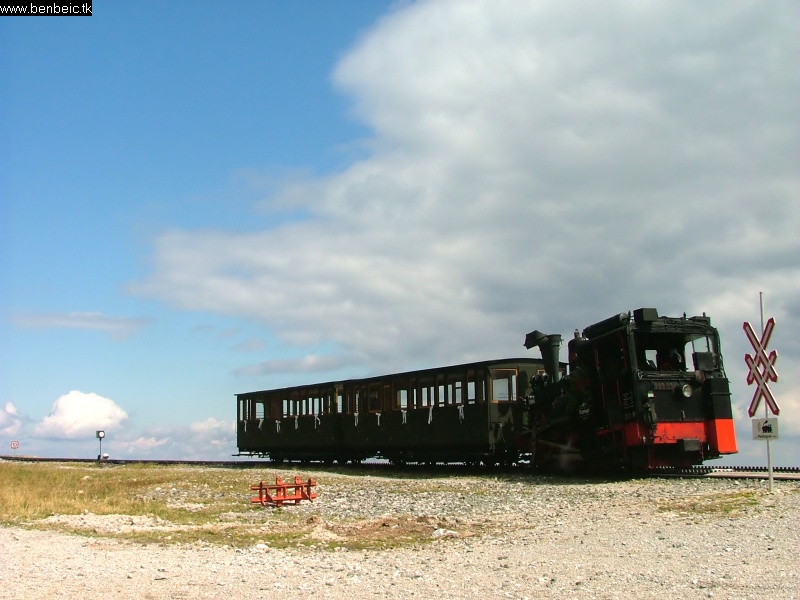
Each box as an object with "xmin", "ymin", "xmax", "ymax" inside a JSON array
[{"xmin": 2, "ymin": 473, "xmax": 799, "ymax": 599}]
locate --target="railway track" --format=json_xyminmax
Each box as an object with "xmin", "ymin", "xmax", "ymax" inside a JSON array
[
  {"xmin": 651, "ymin": 464, "xmax": 800, "ymax": 480},
  {"xmin": 2, "ymin": 455, "xmax": 799, "ymax": 480}
]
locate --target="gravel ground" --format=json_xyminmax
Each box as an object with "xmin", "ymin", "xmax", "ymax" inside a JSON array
[{"xmin": 1, "ymin": 472, "xmax": 799, "ymax": 599}]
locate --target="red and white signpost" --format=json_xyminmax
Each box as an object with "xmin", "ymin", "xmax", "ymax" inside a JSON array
[{"xmin": 744, "ymin": 293, "xmax": 780, "ymax": 491}]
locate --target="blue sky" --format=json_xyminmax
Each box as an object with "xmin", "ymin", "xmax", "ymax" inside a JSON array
[{"xmin": 1, "ymin": 1, "xmax": 798, "ymax": 465}]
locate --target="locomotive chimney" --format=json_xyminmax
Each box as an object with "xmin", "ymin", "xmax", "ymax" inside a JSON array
[{"xmin": 524, "ymin": 330, "xmax": 562, "ymax": 382}]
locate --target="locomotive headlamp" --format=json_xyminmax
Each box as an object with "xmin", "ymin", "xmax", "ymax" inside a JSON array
[{"xmin": 680, "ymin": 384, "xmax": 693, "ymax": 398}]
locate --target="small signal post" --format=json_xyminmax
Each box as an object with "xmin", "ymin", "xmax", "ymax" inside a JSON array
[{"xmin": 744, "ymin": 293, "xmax": 780, "ymax": 491}]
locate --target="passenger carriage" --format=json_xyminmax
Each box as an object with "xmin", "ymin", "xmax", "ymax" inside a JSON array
[{"xmin": 236, "ymin": 358, "xmax": 546, "ymax": 465}]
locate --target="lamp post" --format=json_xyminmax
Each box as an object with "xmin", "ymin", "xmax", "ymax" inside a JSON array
[{"xmin": 96, "ymin": 430, "xmax": 105, "ymax": 462}]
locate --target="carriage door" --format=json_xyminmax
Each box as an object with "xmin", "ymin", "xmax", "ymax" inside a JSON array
[{"xmin": 488, "ymin": 368, "xmax": 518, "ymax": 450}]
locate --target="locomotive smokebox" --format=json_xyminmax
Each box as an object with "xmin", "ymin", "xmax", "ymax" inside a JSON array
[{"xmin": 525, "ymin": 330, "xmax": 562, "ymax": 382}]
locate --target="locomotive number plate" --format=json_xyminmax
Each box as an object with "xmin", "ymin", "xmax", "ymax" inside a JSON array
[{"xmin": 652, "ymin": 382, "xmax": 674, "ymax": 391}]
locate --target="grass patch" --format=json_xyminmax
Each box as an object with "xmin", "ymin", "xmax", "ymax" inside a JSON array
[
  {"xmin": 657, "ymin": 490, "xmax": 760, "ymax": 517},
  {"xmin": 0, "ymin": 462, "xmax": 173, "ymax": 522},
  {"xmin": 0, "ymin": 462, "xmax": 465, "ymax": 550}
]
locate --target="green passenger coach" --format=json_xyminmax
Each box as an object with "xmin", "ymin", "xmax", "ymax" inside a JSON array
[{"xmin": 236, "ymin": 358, "xmax": 547, "ymax": 465}]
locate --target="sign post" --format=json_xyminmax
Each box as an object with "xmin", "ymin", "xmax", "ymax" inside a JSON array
[
  {"xmin": 744, "ymin": 293, "xmax": 780, "ymax": 491},
  {"xmin": 96, "ymin": 430, "xmax": 105, "ymax": 463}
]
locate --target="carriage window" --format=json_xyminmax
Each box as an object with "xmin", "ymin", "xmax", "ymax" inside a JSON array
[
  {"xmin": 243, "ymin": 398, "xmax": 256, "ymax": 420},
  {"xmin": 368, "ymin": 384, "xmax": 382, "ymax": 413},
  {"xmin": 467, "ymin": 381, "xmax": 476, "ymax": 404},
  {"xmin": 350, "ymin": 389, "xmax": 359, "ymax": 414},
  {"xmin": 466, "ymin": 370, "xmax": 482, "ymax": 404},
  {"xmin": 490, "ymin": 369, "xmax": 517, "ymax": 402},
  {"xmin": 448, "ymin": 375, "xmax": 463, "ymax": 405},
  {"xmin": 395, "ymin": 388, "xmax": 408, "ymax": 410},
  {"xmin": 418, "ymin": 377, "xmax": 434, "ymax": 408},
  {"xmin": 303, "ymin": 389, "xmax": 318, "ymax": 415},
  {"xmin": 256, "ymin": 402, "xmax": 264, "ymax": 419}
]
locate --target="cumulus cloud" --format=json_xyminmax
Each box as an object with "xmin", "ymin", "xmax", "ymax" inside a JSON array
[
  {"xmin": 12, "ymin": 311, "xmax": 151, "ymax": 340},
  {"xmin": 33, "ymin": 391, "xmax": 128, "ymax": 439},
  {"xmin": 0, "ymin": 402, "xmax": 22, "ymax": 437},
  {"xmin": 131, "ymin": 1, "xmax": 798, "ymax": 438}
]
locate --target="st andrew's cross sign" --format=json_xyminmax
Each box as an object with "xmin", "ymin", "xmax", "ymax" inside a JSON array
[{"xmin": 743, "ymin": 318, "xmax": 780, "ymax": 417}]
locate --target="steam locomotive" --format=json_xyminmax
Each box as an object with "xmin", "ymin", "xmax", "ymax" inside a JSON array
[
  {"xmin": 523, "ymin": 307, "xmax": 737, "ymax": 470},
  {"xmin": 235, "ymin": 308, "xmax": 737, "ymax": 470}
]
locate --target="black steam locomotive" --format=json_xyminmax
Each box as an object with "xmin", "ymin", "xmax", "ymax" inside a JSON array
[{"xmin": 235, "ymin": 308, "xmax": 737, "ymax": 470}]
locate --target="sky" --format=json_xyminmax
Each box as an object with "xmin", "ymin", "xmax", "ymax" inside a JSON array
[{"xmin": 1, "ymin": 1, "xmax": 797, "ymax": 466}]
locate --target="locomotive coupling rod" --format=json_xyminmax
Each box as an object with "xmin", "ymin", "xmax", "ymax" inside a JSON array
[{"xmin": 250, "ymin": 475, "xmax": 318, "ymax": 507}]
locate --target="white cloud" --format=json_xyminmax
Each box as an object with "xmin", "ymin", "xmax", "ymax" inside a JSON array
[
  {"xmin": 12, "ymin": 311, "xmax": 151, "ymax": 340},
  {"xmin": 0, "ymin": 402, "xmax": 22, "ymax": 437},
  {"xmin": 160, "ymin": 418, "xmax": 236, "ymax": 459},
  {"xmin": 188, "ymin": 417, "xmax": 232, "ymax": 436},
  {"xmin": 87, "ymin": 419, "xmax": 233, "ymax": 460},
  {"xmin": 233, "ymin": 354, "xmax": 355, "ymax": 377},
  {"xmin": 188, "ymin": 418, "xmax": 237, "ymax": 453},
  {"xmin": 120, "ymin": 436, "xmax": 170, "ymax": 454},
  {"xmin": 132, "ymin": 1, "xmax": 799, "ymax": 440},
  {"xmin": 33, "ymin": 391, "xmax": 128, "ymax": 439}
]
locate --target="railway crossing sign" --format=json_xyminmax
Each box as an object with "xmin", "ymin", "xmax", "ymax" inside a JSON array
[{"xmin": 743, "ymin": 318, "xmax": 780, "ymax": 417}]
